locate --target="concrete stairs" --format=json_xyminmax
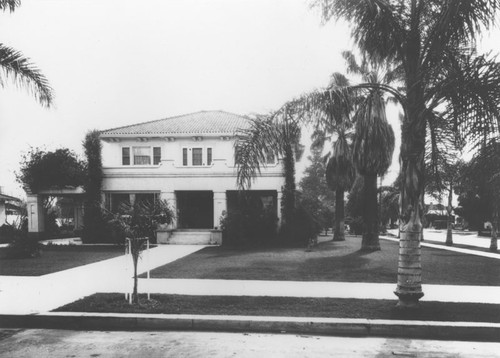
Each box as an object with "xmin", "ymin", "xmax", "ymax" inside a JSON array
[{"xmin": 165, "ymin": 230, "xmax": 213, "ymax": 245}]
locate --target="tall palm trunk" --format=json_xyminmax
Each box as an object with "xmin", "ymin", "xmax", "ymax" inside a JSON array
[
  {"xmin": 361, "ymin": 173, "xmax": 380, "ymax": 251},
  {"xmin": 395, "ymin": 14, "xmax": 425, "ymax": 306},
  {"xmin": 396, "ymin": 134, "xmax": 426, "ymax": 308},
  {"xmin": 445, "ymin": 182, "xmax": 453, "ymax": 246},
  {"xmin": 333, "ymin": 187, "xmax": 345, "ymax": 241},
  {"xmin": 281, "ymin": 145, "xmax": 296, "ymax": 230},
  {"xmin": 490, "ymin": 204, "xmax": 498, "ymax": 252}
]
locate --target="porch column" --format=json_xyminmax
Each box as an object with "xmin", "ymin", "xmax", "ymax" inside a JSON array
[
  {"xmin": 277, "ymin": 191, "xmax": 283, "ymax": 228},
  {"xmin": 0, "ymin": 200, "xmax": 6, "ymax": 224},
  {"xmin": 74, "ymin": 199, "xmax": 84, "ymax": 230},
  {"xmin": 161, "ymin": 192, "xmax": 177, "ymax": 229},
  {"xmin": 213, "ymin": 191, "xmax": 227, "ymax": 229},
  {"xmin": 27, "ymin": 194, "xmax": 45, "ymax": 238}
]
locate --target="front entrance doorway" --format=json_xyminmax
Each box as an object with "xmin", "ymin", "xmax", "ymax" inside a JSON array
[{"xmin": 176, "ymin": 191, "xmax": 214, "ymax": 229}]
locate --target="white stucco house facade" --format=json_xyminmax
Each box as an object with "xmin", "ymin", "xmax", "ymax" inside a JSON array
[{"xmin": 100, "ymin": 110, "xmax": 285, "ymax": 242}]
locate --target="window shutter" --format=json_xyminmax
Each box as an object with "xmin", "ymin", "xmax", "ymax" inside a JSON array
[
  {"xmin": 207, "ymin": 148, "xmax": 212, "ymax": 165},
  {"xmin": 122, "ymin": 147, "xmax": 130, "ymax": 165},
  {"xmin": 182, "ymin": 148, "xmax": 188, "ymax": 166},
  {"xmin": 153, "ymin": 147, "xmax": 161, "ymax": 165}
]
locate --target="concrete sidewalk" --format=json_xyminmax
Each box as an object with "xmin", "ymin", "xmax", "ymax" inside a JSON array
[
  {"xmin": 0, "ymin": 245, "xmax": 205, "ymax": 314},
  {"xmin": 387, "ymin": 228, "xmax": 497, "ymax": 250},
  {"xmin": 101, "ymin": 278, "xmax": 500, "ymax": 304}
]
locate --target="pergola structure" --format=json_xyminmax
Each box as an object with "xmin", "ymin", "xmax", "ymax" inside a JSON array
[{"xmin": 25, "ymin": 186, "xmax": 85, "ymax": 239}]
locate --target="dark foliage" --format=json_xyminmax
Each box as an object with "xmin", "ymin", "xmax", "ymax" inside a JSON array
[
  {"xmin": 82, "ymin": 130, "xmax": 106, "ymax": 243},
  {"xmin": 0, "ymin": 224, "xmax": 40, "ymax": 259},
  {"xmin": 346, "ymin": 175, "xmax": 364, "ymax": 235},
  {"xmin": 220, "ymin": 203, "xmax": 278, "ymax": 247},
  {"xmin": 16, "ymin": 148, "xmax": 85, "ymax": 192},
  {"xmin": 298, "ymin": 149, "xmax": 335, "ymax": 233}
]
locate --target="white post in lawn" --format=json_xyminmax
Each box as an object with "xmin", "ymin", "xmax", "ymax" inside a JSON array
[
  {"xmin": 125, "ymin": 238, "xmax": 131, "ymax": 304},
  {"xmin": 147, "ymin": 239, "xmax": 150, "ymax": 300}
]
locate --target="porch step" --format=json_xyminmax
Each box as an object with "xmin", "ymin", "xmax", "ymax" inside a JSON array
[{"xmin": 165, "ymin": 230, "xmax": 212, "ymax": 245}]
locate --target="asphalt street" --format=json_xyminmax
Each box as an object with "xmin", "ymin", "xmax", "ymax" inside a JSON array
[{"xmin": 1, "ymin": 329, "xmax": 499, "ymax": 357}]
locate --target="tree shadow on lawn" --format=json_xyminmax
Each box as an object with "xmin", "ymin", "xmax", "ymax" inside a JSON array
[
  {"xmin": 145, "ymin": 236, "xmax": 500, "ymax": 285},
  {"xmin": 146, "ymin": 237, "xmax": 397, "ymax": 282}
]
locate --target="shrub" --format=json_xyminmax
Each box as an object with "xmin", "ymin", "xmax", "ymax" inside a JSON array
[
  {"xmin": 279, "ymin": 205, "xmax": 322, "ymax": 247},
  {"xmin": 220, "ymin": 208, "xmax": 278, "ymax": 247},
  {"xmin": 0, "ymin": 224, "xmax": 40, "ymax": 259},
  {"xmin": 349, "ymin": 216, "xmax": 364, "ymax": 235}
]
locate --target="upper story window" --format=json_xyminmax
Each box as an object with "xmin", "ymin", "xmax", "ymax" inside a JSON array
[
  {"xmin": 182, "ymin": 147, "xmax": 213, "ymax": 166},
  {"xmin": 122, "ymin": 146, "xmax": 161, "ymax": 166}
]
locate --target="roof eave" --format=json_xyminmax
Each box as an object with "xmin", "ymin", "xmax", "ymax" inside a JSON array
[{"xmin": 100, "ymin": 132, "xmax": 238, "ymax": 139}]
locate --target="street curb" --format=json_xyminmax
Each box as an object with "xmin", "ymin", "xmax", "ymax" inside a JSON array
[{"xmin": 1, "ymin": 313, "xmax": 500, "ymax": 342}]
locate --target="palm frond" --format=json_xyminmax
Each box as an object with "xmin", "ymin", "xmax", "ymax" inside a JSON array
[
  {"xmin": 352, "ymin": 89, "xmax": 395, "ymax": 176},
  {"xmin": 0, "ymin": 44, "xmax": 54, "ymax": 107},
  {"xmin": 325, "ymin": 133, "xmax": 355, "ymax": 190},
  {"xmin": 317, "ymin": 0, "xmax": 407, "ymax": 66},
  {"xmin": 429, "ymin": 53, "xmax": 500, "ymax": 150},
  {"xmin": 0, "ymin": 0, "xmax": 19, "ymax": 12},
  {"xmin": 234, "ymin": 113, "xmax": 302, "ymax": 190}
]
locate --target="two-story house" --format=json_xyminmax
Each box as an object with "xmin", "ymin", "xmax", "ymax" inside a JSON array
[{"xmin": 100, "ymin": 110, "xmax": 285, "ymax": 243}]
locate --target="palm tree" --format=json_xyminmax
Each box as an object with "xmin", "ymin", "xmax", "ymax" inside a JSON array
[
  {"xmin": 325, "ymin": 131, "xmax": 355, "ymax": 241},
  {"xmin": 305, "ymin": 73, "xmax": 355, "ymax": 242},
  {"xmin": 1, "ymin": 1, "xmax": 53, "ymax": 107},
  {"xmin": 342, "ymin": 52, "xmax": 397, "ymax": 250},
  {"xmin": 235, "ymin": 112, "xmax": 303, "ymax": 234},
  {"xmin": 353, "ymin": 87, "xmax": 395, "ymax": 251},
  {"xmin": 314, "ymin": 0, "xmax": 500, "ymax": 308}
]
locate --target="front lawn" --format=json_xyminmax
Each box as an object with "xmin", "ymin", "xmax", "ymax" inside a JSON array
[
  {"xmin": 0, "ymin": 245, "xmax": 124, "ymax": 276},
  {"xmin": 54, "ymin": 293, "xmax": 500, "ymax": 323},
  {"xmin": 142, "ymin": 236, "xmax": 500, "ymax": 286}
]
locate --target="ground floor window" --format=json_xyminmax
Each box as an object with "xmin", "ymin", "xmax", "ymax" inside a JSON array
[{"xmin": 104, "ymin": 192, "xmax": 159, "ymax": 213}]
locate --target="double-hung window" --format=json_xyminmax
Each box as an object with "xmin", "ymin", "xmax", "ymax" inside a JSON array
[
  {"xmin": 182, "ymin": 147, "xmax": 213, "ymax": 166},
  {"xmin": 133, "ymin": 147, "xmax": 151, "ymax": 165},
  {"xmin": 122, "ymin": 146, "xmax": 162, "ymax": 166}
]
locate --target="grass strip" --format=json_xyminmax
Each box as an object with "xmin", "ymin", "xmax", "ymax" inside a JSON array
[
  {"xmin": 55, "ymin": 293, "xmax": 500, "ymax": 323},
  {"xmin": 0, "ymin": 246, "xmax": 124, "ymax": 276}
]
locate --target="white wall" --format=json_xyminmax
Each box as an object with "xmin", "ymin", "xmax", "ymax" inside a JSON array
[{"xmin": 101, "ymin": 135, "xmax": 284, "ymax": 193}]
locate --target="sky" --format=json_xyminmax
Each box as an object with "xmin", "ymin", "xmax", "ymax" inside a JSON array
[{"xmin": 0, "ymin": 0, "xmax": 498, "ymax": 199}]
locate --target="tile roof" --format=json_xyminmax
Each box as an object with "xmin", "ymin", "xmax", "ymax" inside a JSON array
[{"xmin": 101, "ymin": 111, "xmax": 251, "ymax": 137}]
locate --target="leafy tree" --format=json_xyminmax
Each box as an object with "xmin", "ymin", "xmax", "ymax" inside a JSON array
[
  {"xmin": 17, "ymin": 148, "xmax": 85, "ymax": 192},
  {"xmin": 314, "ymin": 0, "xmax": 500, "ymax": 307},
  {"xmin": 346, "ymin": 175, "xmax": 364, "ymax": 235},
  {"xmin": 379, "ymin": 184, "xmax": 400, "ymax": 230},
  {"xmin": 456, "ymin": 142, "xmax": 500, "ymax": 251},
  {"xmin": 298, "ymin": 148, "xmax": 335, "ymax": 234},
  {"xmin": 0, "ymin": 1, "xmax": 53, "ymax": 106},
  {"xmin": 426, "ymin": 159, "xmax": 464, "ymax": 245},
  {"xmin": 82, "ymin": 130, "xmax": 105, "ymax": 243}
]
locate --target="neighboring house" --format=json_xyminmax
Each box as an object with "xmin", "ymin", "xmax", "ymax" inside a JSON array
[
  {"xmin": 100, "ymin": 110, "xmax": 284, "ymax": 242},
  {"xmin": 0, "ymin": 188, "xmax": 21, "ymax": 226}
]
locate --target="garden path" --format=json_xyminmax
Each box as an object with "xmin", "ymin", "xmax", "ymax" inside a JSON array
[{"xmin": 0, "ymin": 245, "xmax": 204, "ymax": 314}]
